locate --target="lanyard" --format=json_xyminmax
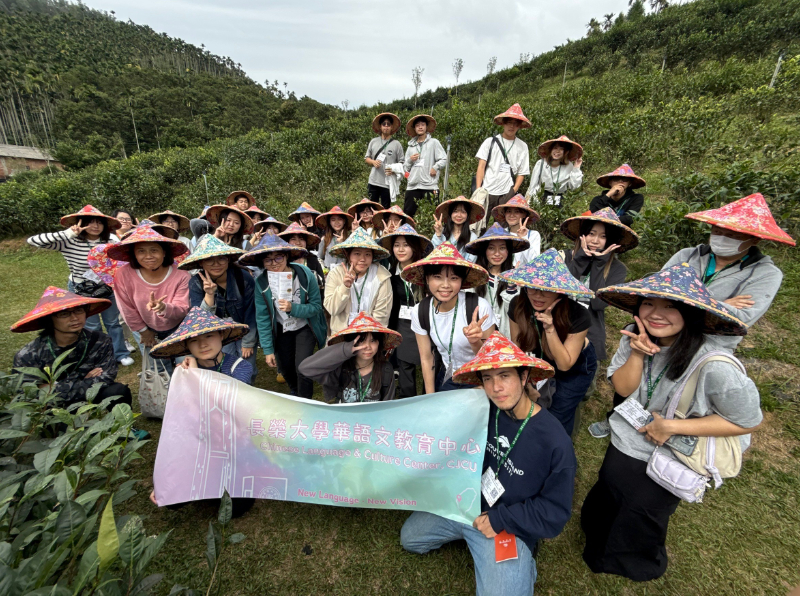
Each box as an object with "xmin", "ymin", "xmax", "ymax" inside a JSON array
[
  {"xmin": 413, "ymin": 138, "xmax": 427, "ymax": 159},
  {"xmin": 402, "ymin": 279, "xmax": 415, "ymax": 307},
  {"xmin": 646, "ymin": 355, "xmax": 670, "ymax": 409},
  {"xmin": 614, "ymin": 197, "xmax": 631, "ymax": 216},
  {"xmin": 354, "ymin": 273, "xmax": 368, "ymax": 311},
  {"xmin": 494, "ymin": 403, "xmax": 534, "ymax": 477},
  {"xmin": 431, "ymin": 296, "xmax": 459, "ymax": 367},
  {"xmin": 47, "ymin": 332, "xmax": 89, "ymax": 374},
  {"xmin": 356, "ymin": 369, "xmax": 373, "ymax": 403},
  {"xmin": 703, "ymin": 253, "xmax": 742, "ymax": 285},
  {"xmin": 500, "ymin": 136, "xmax": 516, "ymax": 158},
  {"xmin": 548, "ymin": 164, "xmax": 562, "ymax": 191}
]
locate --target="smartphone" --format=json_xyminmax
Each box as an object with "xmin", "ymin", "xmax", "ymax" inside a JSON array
[{"xmin": 665, "ymin": 434, "xmax": 699, "ymax": 456}]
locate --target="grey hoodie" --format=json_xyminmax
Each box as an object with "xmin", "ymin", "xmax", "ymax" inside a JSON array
[
  {"xmin": 663, "ymin": 244, "xmax": 783, "ymax": 350},
  {"xmin": 403, "ymin": 133, "xmax": 447, "ymax": 191}
]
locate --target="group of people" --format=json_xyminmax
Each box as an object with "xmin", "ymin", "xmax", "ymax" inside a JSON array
[{"xmin": 11, "ymin": 102, "xmax": 796, "ymax": 595}]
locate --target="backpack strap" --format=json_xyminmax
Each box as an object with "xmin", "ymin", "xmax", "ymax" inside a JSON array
[
  {"xmin": 464, "ymin": 292, "xmax": 479, "ymax": 323},
  {"xmin": 230, "ymin": 357, "xmax": 244, "ymax": 374},
  {"xmin": 666, "ymin": 351, "xmax": 745, "ymax": 420},
  {"xmin": 491, "ymin": 135, "xmax": 515, "ymax": 179},
  {"xmin": 372, "ymin": 138, "xmax": 393, "ymax": 160}
]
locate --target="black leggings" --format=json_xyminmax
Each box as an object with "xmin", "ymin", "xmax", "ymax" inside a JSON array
[
  {"xmin": 275, "ymin": 325, "xmax": 316, "ymax": 398},
  {"xmin": 367, "ymin": 184, "xmax": 391, "ymax": 209},
  {"xmin": 403, "ymin": 189, "xmax": 438, "ymax": 218},
  {"xmin": 95, "ymin": 382, "xmax": 132, "ymax": 409}
]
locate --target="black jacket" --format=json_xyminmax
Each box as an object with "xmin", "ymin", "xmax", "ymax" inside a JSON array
[{"xmin": 589, "ymin": 190, "xmax": 644, "ymax": 226}]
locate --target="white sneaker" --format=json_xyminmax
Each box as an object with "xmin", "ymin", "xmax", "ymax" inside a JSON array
[
  {"xmin": 119, "ymin": 357, "xmax": 135, "ymax": 367},
  {"xmin": 125, "ymin": 340, "xmax": 136, "ymax": 352}
]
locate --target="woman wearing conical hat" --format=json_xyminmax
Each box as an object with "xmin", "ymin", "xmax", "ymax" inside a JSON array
[
  {"xmin": 503, "ymin": 249, "xmax": 597, "ymax": 436},
  {"xmin": 526, "ymin": 135, "xmax": 584, "ymax": 206},
  {"xmin": 403, "ymin": 114, "xmax": 447, "ymax": 218},
  {"xmin": 27, "ymin": 204, "xmax": 133, "ymax": 367},
  {"xmin": 582, "ymin": 264, "xmax": 761, "ymax": 581},
  {"xmin": 661, "ymin": 193, "xmax": 794, "ymax": 351},
  {"xmin": 588, "ymin": 164, "xmax": 646, "ymax": 226},
  {"xmin": 323, "ymin": 227, "xmax": 393, "ymax": 337},
  {"xmin": 560, "ymin": 208, "xmax": 639, "ymax": 362}
]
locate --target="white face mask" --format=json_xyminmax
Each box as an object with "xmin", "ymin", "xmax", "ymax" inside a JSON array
[{"xmin": 709, "ymin": 234, "xmax": 746, "ymax": 257}]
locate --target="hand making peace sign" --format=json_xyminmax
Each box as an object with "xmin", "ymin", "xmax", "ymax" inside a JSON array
[
  {"xmin": 516, "ymin": 217, "xmax": 530, "ymax": 239},
  {"xmin": 198, "ymin": 270, "xmax": 217, "ymax": 296},
  {"xmin": 463, "ymin": 306, "xmax": 489, "ymax": 346},
  {"xmin": 433, "ymin": 213, "xmax": 444, "ymax": 237},
  {"xmin": 146, "ymin": 291, "xmax": 167, "ymax": 314},
  {"xmin": 620, "ymin": 316, "xmax": 661, "ymax": 356},
  {"xmin": 70, "ymin": 223, "xmax": 89, "ymax": 236},
  {"xmin": 534, "ymin": 297, "xmax": 561, "ymax": 333},
  {"xmin": 342, "ymin": 263, "xmax": 356, "ymax": 289}
]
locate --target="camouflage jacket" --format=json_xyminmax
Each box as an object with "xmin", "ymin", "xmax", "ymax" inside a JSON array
[{"xmin": 13, "ymin": 330, "xmax": 118, "ymax": 405}]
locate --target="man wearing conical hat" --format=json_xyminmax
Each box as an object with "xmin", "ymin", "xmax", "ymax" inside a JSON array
[
  {"xmin": 474, "ymin": 104, "xmax": 532, "ymax": 232},
  {"xmin": 662, "ymin": 193, "xmax": 795, "ymax": 350},
  {"xmin": 365, "ymin": 113, "xmax": 405, "ymax": 209},
  {"xmin": 12, "ymin": 286, "xmax": 135, "ymax": 415},
  {"xmin": 403, "ymin": 114, "xmax": 447, "ymax": 218},
  {"xmin": 401, "ymin": 332, "xmax": 575, "ymax": 596},
  {"xmin": 588, "ymin": 164, "xmax": 645, "ymax": 226}
]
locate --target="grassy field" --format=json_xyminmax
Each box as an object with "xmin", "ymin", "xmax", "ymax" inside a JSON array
[{"xmin": 1, "ymin": 241, "xmax": 799, "ymax": 595}]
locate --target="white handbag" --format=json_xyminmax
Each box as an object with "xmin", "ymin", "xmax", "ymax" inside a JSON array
[{"xmin": 138, "ymin": 351, "xmax": 171, "ymax": 419}]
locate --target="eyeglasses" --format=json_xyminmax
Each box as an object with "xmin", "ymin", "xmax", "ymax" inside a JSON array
[
  {"xmin": 53, "ymin": 307, "xmax": 87, "ymax": 318},
  {"xmin": 262, "ymin": 256, "xmax": 287, "ymax": 265},
  {"xmin": 117, "ymin": 217, "xmax": 132, "ymax": 223}
]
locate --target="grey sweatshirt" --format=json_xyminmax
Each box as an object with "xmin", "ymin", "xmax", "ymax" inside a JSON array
[
  {"xmin": 663, "ymin": 244, "xmax": 783, "ymax": 350},
  {"xmin": 365, "ymin": 137, "xmax": 405, "ymax": 188},
  {"xmin": 403, "ymin": 133, "xmax": 447, "ymax": 191}
]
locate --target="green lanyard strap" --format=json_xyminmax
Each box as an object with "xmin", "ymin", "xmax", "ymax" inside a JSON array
[
  {"xmin": 646, "ymin": 355, "xmax": 670, "ymax": 409},
  {"xmin": 548, "ymin": 164, "xmax": 563, "ymax": 191},
  {"xmin": 703, "ymin": 253, "xmax": 743, "ymax": 285},
  {"xmin": 494, "ymin": 403, "xmax": 534, "ymax": 477},
  {"xmin": 402, "ymin": 280, "xmax": 415, "ymax": 307},
  {"xmin": 431, "ymin": 296, "xmax": 459, "ymax": 367},
  {"xmin": 356, "ymin": 370, "xmax": 373, "ymax": 403},
  {"xmin": 353, "ymin": 274, "xmax": 368, "ymax": 311}
]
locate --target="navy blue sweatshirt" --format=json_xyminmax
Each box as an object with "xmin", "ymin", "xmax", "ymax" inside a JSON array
[{"xmin": 483, "ymin": 404, "xmax": 576, "ymax": 553}]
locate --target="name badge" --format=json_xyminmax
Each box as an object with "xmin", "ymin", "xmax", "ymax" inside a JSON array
[
  {"xmin": 376, "ymin": 152, "xmax": 386, "ymax": 163},
  {"xmin": 536, "ymin": 378, "xmax": 548, "ymax": 390},
  {"xmin": 495, "ymin": 531, "xmax": 519, "ymax": 563},
  {"xmin": 499, "ymin": 163, "xmax": 511, "ymax": 173},
  {"xmin": 414, "ymin": 158, "xmax": 425, "ymax": 168},
  {"xmin": 614, "ymin": 397, "xmax": 653, "ymax": 430},
  {"xmin": 481, "ymin": 467, "xmax": 505, "ymax": 507},
  {"xmin": 398, "ymin": 305, "xmax": 413, "ymax": 320}
]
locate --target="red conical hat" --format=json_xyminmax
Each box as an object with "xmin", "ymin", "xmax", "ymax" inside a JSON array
[
  {"xmin": 327, "ymin": 311, "xmax": 402, "ymax": 352},
  {"xmin": 11, "ymin": 286, "xmax": 111, "ymax": 333},
  {"xmin": 493, "ymin": 103, "xmax": 531, "ymax": 129},
  {"xmin": 278, "ymin": 221, "xmax": 321, "ymax": 247},
  {"xmin": 60, "ymin": 205, "xmax": 121, "ymax": 230},
  {"xmin": 684, "ymin": 193, "xmax": 795, "ymax": 246},
  {"xmin": 106, "ymin": 225, "xmax": 189, "ymax": 262},
  {"xmin": 315, "ymin": 206, "xmax": 355, "ymax": 230},
  {"xmin": 453, "ymin": 331, "xmax": 554, "ymax": 385},
  {"xmin": 596, "ymin": 164, "xmax": 646, "ymax": 189}
]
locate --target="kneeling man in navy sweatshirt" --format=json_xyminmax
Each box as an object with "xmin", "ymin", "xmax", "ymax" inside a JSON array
[{"xmin": 400, "ymin": 331, "xmax": 576, "ymax": 595}]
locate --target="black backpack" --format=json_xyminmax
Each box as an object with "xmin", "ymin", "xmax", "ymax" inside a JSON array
[{"xmin": 417, "ymin": 292, "xmax": 479, "ymax": 375}]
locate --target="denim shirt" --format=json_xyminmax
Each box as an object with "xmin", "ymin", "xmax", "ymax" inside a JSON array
[{"xmin": 189, "ymin": 268, "xmax": 257, "ymax": 349}]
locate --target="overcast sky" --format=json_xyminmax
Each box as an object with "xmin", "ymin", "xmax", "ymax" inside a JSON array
[{"xmin": 87, "ymin": 0, "xmax": 629, "ymax": 107}]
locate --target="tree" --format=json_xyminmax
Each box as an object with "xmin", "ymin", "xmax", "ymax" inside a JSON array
[
  {"xmin": 487, "ymin": 56, "xmax": 497, "ymax": 76},
  {"xmin": 411, "ymin": 66, "xmax": 423, "ymax": 109},
  {"xmin": 603, "ymin": 13, "xmax": 615, "ymax": 31},
  {"xmin": 627, "ymin": 0, "xmax": 646, "ymax": 20},
  {"xmin": 650, "ymin": 0, "xmax": 669, "ymax": 13},
  {"xmin": 586, "ymin": 18, "xmax": 602, "ymax": 36},
  {"xmin": 452, "ymin": 58, "xmax": 463, "ymax": 95},
  {"xmin": 341, "ymin": 99, "xmax": 349, "ymax": 111}
]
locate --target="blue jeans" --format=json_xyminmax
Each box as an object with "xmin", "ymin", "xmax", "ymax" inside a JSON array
[
  {"xmin": 223, "ymin": 338, "xmax": 257, "ymax": 384},
  {"xmin": 68, "ymin": 281, "xmax": 129, "ymax": 362},
  {"xmin": 401, "ymin": 511, "xmax": 537, "ymax": 595},
  {"xmin": 550, "ymin": 342, "xmax": 598, "ymax": 437}
]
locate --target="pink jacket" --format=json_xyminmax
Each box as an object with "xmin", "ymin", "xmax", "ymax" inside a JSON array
[{"xmin": 114, "ymin": 264, "xmax": 190, "ymax": 332}]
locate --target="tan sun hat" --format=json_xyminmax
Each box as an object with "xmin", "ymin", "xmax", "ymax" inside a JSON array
[
  {"xmin": 405, "ymin": 114, "xmax": 437, "ymax": 137},
  {"xmin": 372, "ymin": 112, "xmax": 402, "ymax": 135}
]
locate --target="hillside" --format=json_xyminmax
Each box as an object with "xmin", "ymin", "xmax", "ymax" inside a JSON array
[
  {"xmin": 0, "ymin": 0, "xmax": 798, "ymax": 255},
  {"xmin": 0, "ymin": 0, "xmax": 337, "ymax": 168}
]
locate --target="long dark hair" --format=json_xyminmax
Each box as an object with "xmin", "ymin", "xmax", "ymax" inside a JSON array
[
  {"xmin": 630, "ymin": 298, "xmax": 706, "ymax": 381},
  {"xmin": 323, "ymin": 215, "xmax": 346, "ymax": 252},
  {"xmin": 128, "ymin": 242, "xmax": 174, "ymax": 269},
  {"xmin": 475, "ymin": 240, "xmax": 514, "ymax": 307},
  {"xmin": 219, "ymin": 209, "xmax": 245, "ymax": 250},
  {"xmin": 341, "ymin": 332, "xmax": 386, "ymax": 396},
  {"xmin": 77, "ymin": 216, "xmax": 111, "ymax": 242},
  {"xmin": 513, "ymin": 291, "xmax": 573, "ymax": 357},
  {"xmin": 390, "ymin": 236, "xmax": 426, "ymax": 302},
  {"xmin": 442, "ymin": 202, "xmax": 472, "ymax": 252}
]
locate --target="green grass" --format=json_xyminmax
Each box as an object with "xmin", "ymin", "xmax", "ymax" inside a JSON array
[{"xmin": 2, "ymin": 244, "xmax": 799, "ymax": 595}]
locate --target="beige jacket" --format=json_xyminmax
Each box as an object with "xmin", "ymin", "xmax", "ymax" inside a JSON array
[{"xmin": 324, "ymin": 263, "xmax": 393, "ymax": 336}]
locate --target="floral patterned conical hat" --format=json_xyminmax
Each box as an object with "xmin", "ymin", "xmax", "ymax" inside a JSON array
[
  {"xmin": 597, "ymin": 264, "xmax": 748, "ymax": 336},
  {"xmin": 596, "ymin": 164, "xmax": 646, "ymax": 190},
  {"xmin": 289, "ymin": 202, "xmax": 321, "ymax": 222},
  {"xmin": 499, "ymin": 248, "xmax": 594, "ymax": 299},
  {"xmin": 453, "ymin": 331, "xmax": 554, "ymax": 385},
  {"xmin": 493, "ymin": 103, "xmax": 531, "ymax": 128},
  {"xmin": 278, "ymin": 222, "xmax": 321, "ymax": 247},
  {"xmin": 327, "ymin": 312, "xmax": 402, "ymax": 351},
  {"xmin": 106, "ymin": 225, "xmax": 189, "ymax": 263},
  {"xmin": 329, "ymin": 227, "xmax": 391, "ymax": 260},
  {"xmin": 147, "ymin": 210, "xmax": 190, "ymax": 232},
  {"xmin": 149, "ymin": 306, "xmax": 249, "ymax": 358},
  {"xmin": 11, "ymin": 286, "xmax": 110, "ymax": 333},
  {"xmin": 684, "ymin": 193, "xmax": 795, "ymax": 246},
  {"xmin": 465, "ymin": 222, "xmax": 531, "ymax": 256},
  {"xmin": 491, "ymin": 194, "xmax": 540, "ymax": 224},
  {"xmin": 538, "ymin": 135, "xmax": 583, "ymax": 161},
  {"xmin": 60, "ymin": 204, "xmax": 121, "ymax": 230},
  {"xmin": 178, "ymin": 234, "xmax": 245, "ymax": 271},
  {"xmin": 372, "ymin": 204, "xmax": 417, "ymax": 230},
  {"xmin": 238, "ymin": 234, "xmax": 307, "ymax": 267},
  {"xmin": 402, "ymin": 242, "xmax": 489, "ymax": 289},
  {"xmin": 315, "ymin": 206, "xmax": 355, "ymax": 230}
]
